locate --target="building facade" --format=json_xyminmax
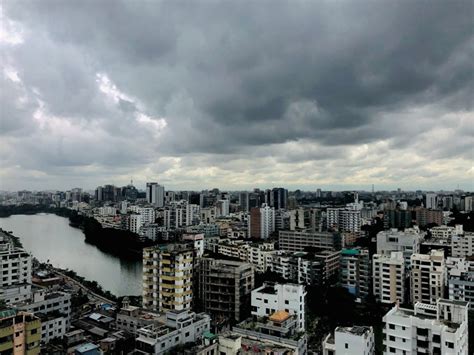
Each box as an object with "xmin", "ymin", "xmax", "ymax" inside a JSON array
[{"xmin": 143, "ymin": 244, "xmax": 194, "ymax": 312}]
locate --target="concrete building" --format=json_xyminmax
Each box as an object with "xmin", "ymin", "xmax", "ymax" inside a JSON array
[
  {"xmin": 290, "ymin": 209, "xmax": 305, "ymax": 230},
  {"xmin": 0, "ymin": 310, "xmax": 41, "ymax": 355},
  {"xmin": 217, "ymin": 199, "xmax": 230, "ymax": 217},
  {"xmin": 239, "ymin": 192, "xmax": 249, "ymax": 212},
  {"xmin": 322, "ymin": 326, "xmax": 375, "ymax": 355},
  {"xmin": 251, "ymin": 283, "xmax": 306, "ymax": 332},
  {"xmin": 415, "ymin": 207, "xmax": 443, "ymax": 227},
  {"xmin": 146, "ymin": 182, "xmax": 165, "ymax": 207},
  {"xmin": 249, "ymin": 204, "xmax": 275, "ymax": 239},
  {"xmin": 382, "ymin": 299, "xmax": 469, "ymax": 355},
  {"xmin": 38, "ymin": 312, "xmax": 67, "ymax": 344},
  {"xmin": 129, "ymin": 214, "xmax": 143, "ymax": 234},
  {"xmin": 452, "ymin": 232, "xmax": 474, "ymax": 258},
  {"xmin": 247, "ymin": 243, "xmax": 275, "ymax": 273},
  {"xmin": 425, "ymin": 193, "xmax": 438, "ymax": 209},
  {"xmin": 430, "ymin": 225, "xmax": 463, "ymax": 240},
  {"xmin": 278, "ymin": 230, "xmax": 341, "ymax": 252},
  {"xmin": 116, "ymin": 298, "xmax": 161, "ymax": 335},
  {"xmin": 134, "ymin": 310, "xmax": 211, "ymax": 355},
  {"xmin": 232, "ymin": 310, "xmax": 307, "ymax": 354},
  {"xmin": 449, "ymin": 271, "xmax": 474, "ymax": 309},
  {"xmin": 373, "ymin": 252, "xmax": 406, "ymax": 304},
  {"xmin": 410, "ymin": 250, "xmax": 445, "ymax": 305},
  {"xmin": 163, "ymin": 200, "xmax": 198, "ymax": 229},
  {"xmin": 376, "ymin": 228, "xmax": 423, "ymax": 269},
  {"xmin": 143, "ymin": 244, "xmax": 194, "ymax": 312},
  {"xmin": 197, "ymin": 258, "xmax": 254, "ymax": 323},
  {"xmin": 0, "ymin": 243, "xmax": 32, "ymax": 287},
  {"xmin": 327, "ymin": 208, "xmax": 361, "ymax": 233},
  {"xmin": 340, "ymin": 248, "xmax": 371, "ymax": 298}
]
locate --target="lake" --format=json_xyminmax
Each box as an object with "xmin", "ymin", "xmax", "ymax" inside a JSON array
[{"xmin": 0, "ymin": 213, "xmax": 142, "ymax": 296}]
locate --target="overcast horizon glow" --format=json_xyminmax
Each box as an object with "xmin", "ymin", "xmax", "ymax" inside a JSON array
[{"xmin": 1, "ymin": 1, "xmax": 473, "ymax": 192}]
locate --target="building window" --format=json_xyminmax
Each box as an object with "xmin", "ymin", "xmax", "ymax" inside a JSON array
[{"xmin": 345, "ymin": 343, "xmax": 348, "ymax": 349}]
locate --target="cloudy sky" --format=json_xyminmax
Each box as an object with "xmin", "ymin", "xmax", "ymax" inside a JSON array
[{"xmin": 1, "ymin": 1, "xmax": 473, "ymax": 192}]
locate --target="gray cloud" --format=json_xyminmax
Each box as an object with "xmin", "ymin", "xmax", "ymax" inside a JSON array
[{"xmin": 1, "ymin": 0, "xmax": 473, "ymax": 191}]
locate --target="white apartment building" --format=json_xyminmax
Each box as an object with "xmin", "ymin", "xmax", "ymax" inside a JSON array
[
  {"xmin": 430, "ymin": 225, "xmax": 463, "ymax": 240},
  {"xmin": 130, "ymin": 214, "xmax": 143, "ymax": 234},
  {"xmin": 446, "ymin": 256, "xmax": 474, "ymax": 280},
  {"xmin": 376, "ymin": 228, "xmax": 423, "ymax": 269},
  {"xmin": 247, "ymin": 243, "xmax": 275, "ymax": 273},
  {"xmin": 0, "ymin": 243, "xmax": 32, "ymax": 287},
  {"xmin": 164, "ymin": 200, "xmax": 199, "ymax": 229},
  {"xmin": 39, "ymin": 313, "xmax": 68, "ymax": 343},
  {"xmin": 217, "ymin": 199, "xmax": 230, "ymax": 217},
  {"xmin": 327, "ymin": 208, "xmax": 361, "ymax": 233},
  {"xmin": 425, "ymin": 193, "xmax": 438, "ymax": 209},
  {"xmin": 322, "ymin": 326, "xmax": 374, "ymax": 355},
  {"xmin": 452, "ymin": 232, "xmax": 474, "ymax": 258},
  {"xmin": 268, "ymin": 250, "xmax": 292, "ymax": 280},
  {"xmin": 251, "ymin": 282, "xmax": 306, "ymax": 332},
  {"xmin": 139, "ymin": 207, "xmax": 156, "ymax": 225},
  {"xmin": 98, "ymin": 206, "xmax": 117, "ymax": 216},
  {"xmin": 261, "ymin": 204, "xmax": 276, "ymax": 239},
  {"xmin": 135, "ymin": 310, "xmax": 211, "ymax": 355},
  {"xmin": 13, "ymin": 289, "xmax": 72, "ymax": 327},
  {"xmin": 410, "ymin": 250, "xmax": 445, "ymax": 305},
  {"xmin": 383, "ymin": 299, "xmax": 469, "ymax": 355},
  {"xmin": 373, "ymin": 252, "xmax": 406, "ymax": 304}
]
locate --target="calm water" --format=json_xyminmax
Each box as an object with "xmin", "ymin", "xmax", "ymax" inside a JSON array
[{"xmin": 0, "ymin": 213, "xmax": 142, "ymax": 296}]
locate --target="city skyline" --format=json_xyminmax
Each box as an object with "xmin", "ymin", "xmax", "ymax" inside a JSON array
[{"xmin": 1, "ymin": 1, "xmax": 473, "ymax": 192}]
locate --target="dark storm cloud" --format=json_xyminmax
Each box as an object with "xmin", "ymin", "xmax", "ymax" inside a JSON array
[{"xmin": 1, "ymin": 0, "xmax": 473, "ymax": 190}]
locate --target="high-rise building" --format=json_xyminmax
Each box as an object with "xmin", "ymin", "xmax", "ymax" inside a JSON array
[
  {"xmin": 327, "ymin": 208, "xmax": 361, "ymax": 233},
  {"xmin": 197, "ymin": 258, "xmax": 254, "ymax": 324},
  {"xmin": 382, "ymin": 299, "xmax": 469, "ymax": 355},
  {"xmin": 373, "ymin": 252, "xmax": 406, "ymax": 304},
  {"xmin": 271, "ymin": 188, "xmax": 288, "ymax": 210},
  {"xmin": 143, "ymin": 244, "xmax": 194, "ymax": 312},
  {"xmin": 249, "ymin": 204, "xmax": 275, "ymax": 239},
  {"xmin": 239, "ymin": 192, "xmax": 250, "ymax": 212},
  {"xmin": 251, "ymin": 282, "xmax": 306, "ymax": 332},
  {"xmin": 146, "ymin": 182, "xmax": 165, "ymax": 207},
  {"xmin": 216, "ymin": 199, "xmax": 230, "ymax": 217},
  {"xmin": 410, "ymin": 250, "xmax": 445, "ymax": 305},
  {"xmin": 340, "ymin": 248, "xmax": 371, "ymax": 298},
  {"xmin": 383, "ymin": 209, "xmax": 412, "ymax": 229},
  {"xmin": 0, "ymin": 310, "xmax": 41, "ymax": 355},
  {"xmin": 425, "ymin": 193, "xmax": 438, "ymax": 209}
]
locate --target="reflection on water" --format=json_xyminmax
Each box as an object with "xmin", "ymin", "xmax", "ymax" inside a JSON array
[{"xmin": 0, "ymin": 213, "xmax": 142, "ymax": 296}]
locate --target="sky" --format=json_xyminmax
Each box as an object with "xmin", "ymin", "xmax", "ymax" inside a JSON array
[{"xmin": 1, "ymin": 1, "xmax": 473, "ymax": 192}]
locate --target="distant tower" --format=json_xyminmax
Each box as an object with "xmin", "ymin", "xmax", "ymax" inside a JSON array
[{"xmin": 372, "ymin": 184, "xmax": 375, "ymax": 194}]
